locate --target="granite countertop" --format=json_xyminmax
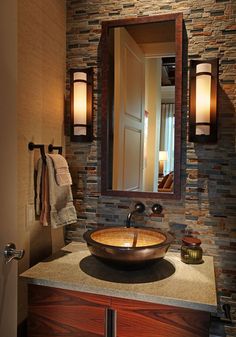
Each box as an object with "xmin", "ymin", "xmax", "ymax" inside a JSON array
[{"xmin": 21, "ymin": 242, "xmax": 217, "ymax": 313}]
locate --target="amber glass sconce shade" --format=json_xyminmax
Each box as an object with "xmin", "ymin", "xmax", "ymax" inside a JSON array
[
  {"xmin": 189, "ymin": 59, "xmax": 218, "ymax": 143},
  {"xmin": 70, "ymin": 68, "xmax": 93, "ymax": 142}
]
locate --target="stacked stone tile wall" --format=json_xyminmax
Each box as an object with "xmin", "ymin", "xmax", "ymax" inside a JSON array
[{"xmin": 66, "ymin": 1, "xmax": 236, "ymax": 336}]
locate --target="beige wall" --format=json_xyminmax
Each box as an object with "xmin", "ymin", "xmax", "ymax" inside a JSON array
[
  {"xmin": 0, "ymin": 1, "xmax": 18, "ymax": 336},
  {"xmin": 17, "ymin": 0, "xmax": 66, "ymax": 325}
]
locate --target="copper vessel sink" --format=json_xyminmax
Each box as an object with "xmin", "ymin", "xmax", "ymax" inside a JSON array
[{"xmin": 83, "ymin": 227, "xmax": 174, "ymax": 268}]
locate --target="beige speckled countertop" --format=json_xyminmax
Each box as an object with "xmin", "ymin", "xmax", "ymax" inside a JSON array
[{"xmin": 21, "ymin": 242, "xmax": 217, "ymax": 313}]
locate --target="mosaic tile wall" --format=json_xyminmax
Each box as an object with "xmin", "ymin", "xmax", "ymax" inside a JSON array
[{"xmin": 66, "ymin": 1, "xmax": 236, "ymax": 335}]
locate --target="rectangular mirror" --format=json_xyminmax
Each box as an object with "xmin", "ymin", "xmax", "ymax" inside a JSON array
[{"xmin": 101, "ymin": 13, "xmax": 183, "ymax": 199}]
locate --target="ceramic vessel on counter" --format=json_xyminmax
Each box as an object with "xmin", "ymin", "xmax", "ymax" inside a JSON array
[{"xmin": 181, "ymin": 236, "xmax": 203, "ymax": 264}]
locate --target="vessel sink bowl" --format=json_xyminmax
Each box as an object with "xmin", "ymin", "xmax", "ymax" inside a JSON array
[{"xmin": 83, "ymin": 226, "xmax": 174, "ymax": 268}]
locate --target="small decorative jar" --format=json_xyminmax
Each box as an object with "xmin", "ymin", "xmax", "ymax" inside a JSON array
[{"xmin": 181, "ymin": 236, "xmax": 203, "ymax": 264}]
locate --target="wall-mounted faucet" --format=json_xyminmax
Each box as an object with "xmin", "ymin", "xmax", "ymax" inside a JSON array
[{"xmin": 126, "ymin": 202, "xmax": 145, "ymax": 228}]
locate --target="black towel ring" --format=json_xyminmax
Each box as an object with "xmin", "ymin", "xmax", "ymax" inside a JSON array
[
  {"xmin": 28, "ymin": 142, "xmax": 46, "ymax": 164},
  {"xmin": 48, "ymin": 144, "xmax": 63, "ymax": 155}
]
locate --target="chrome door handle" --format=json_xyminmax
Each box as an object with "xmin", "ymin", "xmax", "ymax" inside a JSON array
[{"xmin": 4, "ymin": 243, "xmax": 25, "ymax": 264}]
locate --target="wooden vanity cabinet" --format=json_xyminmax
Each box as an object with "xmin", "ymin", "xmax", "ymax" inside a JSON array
[{"xmin": 28, "ymin": 285, "xmax": 210, "ymax": 337}]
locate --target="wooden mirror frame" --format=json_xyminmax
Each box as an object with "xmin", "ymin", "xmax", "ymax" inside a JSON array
[{"xmin": 101, "ymin": 13, "xmax": 183, "ymax": 199}]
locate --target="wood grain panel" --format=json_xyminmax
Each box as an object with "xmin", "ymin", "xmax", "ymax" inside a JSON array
[
  {"xmin": 28, "ymin": 285, "xmax": 110, "ymax": 337},
  {"xmin": 111, "ymin": 296, "xmax": 210, "ymax": 337}
]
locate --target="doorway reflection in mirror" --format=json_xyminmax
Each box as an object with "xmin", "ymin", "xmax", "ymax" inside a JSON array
[{"xmin": 111, "ymin": 24, "xmax": 175, "ymax": 193}]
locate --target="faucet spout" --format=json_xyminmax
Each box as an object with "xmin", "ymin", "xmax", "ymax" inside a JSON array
[
  {"xmin": 126, "ymin": 202, "xmax": 145, "ymax": 228},
  {"xmin": 126, "ymin": 211, "xmax": 135, "ymax": 228}
]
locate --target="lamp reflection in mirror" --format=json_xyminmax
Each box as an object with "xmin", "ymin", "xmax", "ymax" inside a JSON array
[
  {"xmin": 159, "ymin": 151, "xmax": 168, "ymax": 177},
  {"xmin": 70, "ymin": 68, "xmax": 93, "ymax": 142},
  {"xmin": 189, "ymin": 59, "xmax": 218, "ymax": 143}
]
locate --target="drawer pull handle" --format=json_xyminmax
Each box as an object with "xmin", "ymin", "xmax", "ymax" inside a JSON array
[{"xmin": 105, "ymin": 308, "xmax": 116, "ymax": 337}]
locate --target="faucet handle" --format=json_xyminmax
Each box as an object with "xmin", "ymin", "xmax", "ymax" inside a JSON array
[
  {"xmin": 134, "ymin": 202, "xmax": 145, "ymax": 213},
  {"xmin": 152, "ymin": 203, "xmax": 163, "ymax": 214}
]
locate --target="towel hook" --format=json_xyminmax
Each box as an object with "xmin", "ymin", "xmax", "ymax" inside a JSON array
[
  {"xmin": 48, "ymin": 144, "xmax": 63, "ymax": 155},
  {"xmin": 28, "ymin": 142, "xmax": 46, "ymax": 163}
]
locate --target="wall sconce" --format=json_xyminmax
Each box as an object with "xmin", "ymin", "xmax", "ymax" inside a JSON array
[
  {"xmin": 189, "ymin": 59, "xmax": 218, "ymax": 143},
  {"xmin": 159, "ymin": 151, "xmax": 168, "ymax": 176},
  {"xmin": 70, "ymin": 68, "xmax": 93, "ymax": 142}
]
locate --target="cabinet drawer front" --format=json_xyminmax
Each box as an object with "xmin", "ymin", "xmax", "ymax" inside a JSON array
[
  {"xmin": 28, "ymin": 285, "xmax": 110, "ymax": 337},
  {"xmin": 111, "ymin": 297, "xmax": 210, "ymax": 337}
]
